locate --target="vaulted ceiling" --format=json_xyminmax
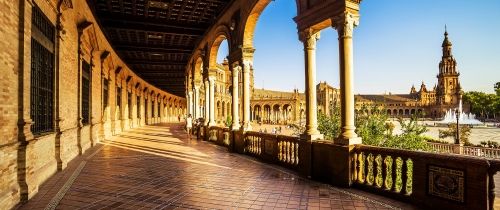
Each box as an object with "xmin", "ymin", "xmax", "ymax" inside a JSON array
[{"xmin": 88, "ymin": 0, "xmax": 232, "ymax": 97}]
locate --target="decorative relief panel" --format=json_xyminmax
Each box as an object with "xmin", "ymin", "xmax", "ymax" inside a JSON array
[{"xmin": 428, "ymin": 165, "xmax": 465, "ymax": 202}]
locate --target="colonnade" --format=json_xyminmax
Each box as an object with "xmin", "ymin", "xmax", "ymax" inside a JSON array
[{"xmin": 186, "ymin": 4, "xmax": 363, "ymax": 145}]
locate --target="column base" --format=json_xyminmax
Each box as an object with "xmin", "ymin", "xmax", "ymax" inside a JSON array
[
  {"xmin": 242, "ymin": 122, "xmax": 252, "ymax": 131},
  {"xmin": 335, "ymin": 136, "xmax": 362, "ymax": 145},
  {"xmin": 208, "ymin": 121, "xmax": 217, "ymax": 127},
  {"xmin": 231, "ymin": 123, "xmax": 240, "ymax": 131},
  {"xmin": 300, "ymin": 133, "xmax": 324, "ymax": 141}
]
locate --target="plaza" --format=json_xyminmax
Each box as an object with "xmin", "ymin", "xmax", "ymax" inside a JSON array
[{"xmin": 1, "ymin": 0, "xmax": 499, "ymax": 209}]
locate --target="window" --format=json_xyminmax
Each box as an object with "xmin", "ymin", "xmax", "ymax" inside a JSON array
[
  {"xmin": 82, "ymin": 61, "xmax": 91, "ymax": 125},
  {"xmin": 116, "ymin": 87, "xmax": 121, "ymax": 119},
  {"xmin": 103, "ymin": 79, "xmax": 109, "ymax": 112},
  {"xmin": 30, "ymin": 5, "xmax": 55, "ymax": 135}
]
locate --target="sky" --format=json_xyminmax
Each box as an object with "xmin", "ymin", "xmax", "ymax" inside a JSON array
[{"xmin": 217, "ymin": 0, "xmax": 500, "ymax": 94}]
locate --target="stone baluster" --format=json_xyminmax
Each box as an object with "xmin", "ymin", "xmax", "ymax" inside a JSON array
[
  {"xmin": 391, "ymin": 157, "xmax": 398, "ymax": 192},
  {"xmin": 401, "ymin": 157, "xmax": 409, "ymax": 194}
]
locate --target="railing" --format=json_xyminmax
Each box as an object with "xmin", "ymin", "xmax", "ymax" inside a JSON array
[
  {"xmin": 352, "ymin": 145, "xmax": 413, "ymax": 200},
  {"xmin": 277, "ymin": 135, "xmax": 300, "ymax": 166},
  {"xmin": 202, "ymin": 128, "xmax": 498, "ymax": 209},
  {"xmin": 207, "ymin": 126, "xmax": 232, "ymax": 147},
  {"xmin": 428, "ymin": 142, "xmax": 454, "ymax": 153},
  {"xmin": 463, "ymin": 146, "xmax": 500, "ymax": 158},
  {"xmin": 244, "ymin": 132, "xmax": 302, "ymax": 171},
  {"xmin": 428, "ymin": 142, "xmax": 500, "ymax": 159},
  {"xmin": 353, "ymin": 145, "xmax": 492, "ymax": 209},
  {"xmin": 245, "ymin": 132, "xmax": 262, "ymax": 155}
]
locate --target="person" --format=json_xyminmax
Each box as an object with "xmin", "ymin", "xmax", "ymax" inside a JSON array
[
  {"xmin": 186, "ymin": 114, "xmax": 193, "ymax": 139},
  {"xmin": 178, "ymin": 115, "xmax": 181, "ymax": 122}
]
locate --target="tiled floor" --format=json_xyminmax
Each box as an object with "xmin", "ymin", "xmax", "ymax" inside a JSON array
[{"xmin": 19, "ymin": 123, "xmax": 419, "ymax": 210}]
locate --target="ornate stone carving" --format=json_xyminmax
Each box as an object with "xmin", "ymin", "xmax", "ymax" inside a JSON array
[
  {"xmin": 299, "ymin": 29, "xmax": 320, "ymax": 50},
  {"xmin": 332, "ymin": 11, "xmax": 360, "ymax": 38},
  {"xmin": 428, "ymin": 165, "xmax": 465, "ymax": 203}
]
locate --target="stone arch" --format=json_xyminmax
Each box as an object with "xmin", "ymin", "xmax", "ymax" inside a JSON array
[
  {"xmin": 387, "ymin": 109, "xmax": 392, "ymax": 115},
  {"xmin": 217, "ymin": 100, "xmax": 221, "ymax": 119},
  {"xmin": 222, "ymin": 101, "xmax": 226, "ymax": 119},
  {"xmin": 399, "ymin": 109, "xmax": 404, "ymax": 115},
  {"xmin": 283, "ymin": 104, "xmax": 292, "ymax": 124},
  {"xmin": 253, "ymin": 104, "xmax": 262, "ymax": 122},
  {"xmin": 192, "ymin": 56, "xmax": 204, "ymax": 87},
  {"xmin": 405, "ymin": 109, "xmax": 410, "ymax": 116},
  {"xmin": 242, "ymin": 0, "xmax": 273, "ymax": 48},
  {"xmin": 209, "ymin": 26, "xmax": 231, "ymax": 68},
  {"xmin": 263, "ymin": 104, "xmax": 271, "ymax": 123}
]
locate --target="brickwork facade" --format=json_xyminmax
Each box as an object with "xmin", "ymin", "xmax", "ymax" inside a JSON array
[{"xmin": 0, "ymin": 0, "xmax": 186, "ymax": 209}]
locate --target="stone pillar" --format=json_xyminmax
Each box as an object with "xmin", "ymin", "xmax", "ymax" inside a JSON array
[
  {"xmin": 188, "ymin": 91, "xmax": 193, "ymax": 117},
  {"xmin": 204, "ymin": 80, "xmax": 210, "ymax": 125},
  {"xmin": 242, "ymin": 61, "xmax": 252, "ymax": 131},
  {"xmin": 232, "ymin": 65, "xmax": 241, "ymax": 130},
  {"xmin": 194, "ymin": 86, "xmax": 200, "ymax": 118},
  {"xmin": 208, "ymin": 77, "xmax": 216, "ymax": 126},
  {"xmin": 300, "ymin": 29, "xmax": 323, "ymax": 140},
  {"xmin": 333, "ymin": 11, "xmax": 362, "ymax": 145}
]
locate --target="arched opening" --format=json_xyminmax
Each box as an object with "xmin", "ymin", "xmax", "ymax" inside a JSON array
[
  {"xmin": 193, "ymin": 57, "xmax": 204, "ymax": 119},
  {"xmin": 263, "ymin": 104, "xmax": 271, "ymax": 123},
  {"xmin": 283, "ymin": 104, "xmax": 291, "ymax": 124},
  {"xmin": 254, "ymin": 105, "xmax": 262, "ymax": 122}
]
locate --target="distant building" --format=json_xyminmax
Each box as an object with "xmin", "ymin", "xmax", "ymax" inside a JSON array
[{"xmin": 353, "ymin": 28, "xmax": 464, "ymax": 118}]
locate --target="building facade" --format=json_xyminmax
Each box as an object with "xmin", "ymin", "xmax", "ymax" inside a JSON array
[{"xmin": 320, "ymin": 29, "xmax": 464, "ymax": 119}]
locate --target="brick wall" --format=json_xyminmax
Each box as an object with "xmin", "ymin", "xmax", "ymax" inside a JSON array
[{"xmin": 0, "ymin": 0, "xmax": 186, "ymax": 209}]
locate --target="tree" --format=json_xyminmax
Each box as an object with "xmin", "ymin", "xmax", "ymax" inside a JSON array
[
  {"xmin": 317, "ymin": 107, "xmax": 341, "ymax": 140},
  {"xmin": 438, "ymin": 124, "xmax": 472, "ymax": 145},
  {"xmin": 225, "ymin": 115, "xmax": 232, "ymax": 128}
]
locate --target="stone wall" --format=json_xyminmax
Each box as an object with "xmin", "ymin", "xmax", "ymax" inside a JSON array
[{"xmin": 0, "ymin": 0, "xmax": 186, "ymax": 209}]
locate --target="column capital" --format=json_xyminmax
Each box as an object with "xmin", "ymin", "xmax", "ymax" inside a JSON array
[
  {"xmin": 231, "ymin": 64, "xmax": 241, "ymax": 75},
  {"xmin": 242, "ymin": 60, "xmax": 252, "ymax": 73},
  {"xmin": 332, "ymin": 11, "xmax": 359, "ymax": 38},
  {"xmin": 299, "ymin": 29, "xmax": 320, "ymax": 50}
]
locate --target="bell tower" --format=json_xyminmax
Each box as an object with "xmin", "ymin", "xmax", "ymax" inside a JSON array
[{"xmin": 436, "ymin": 26, "xmax": 461, "ymax": 105}]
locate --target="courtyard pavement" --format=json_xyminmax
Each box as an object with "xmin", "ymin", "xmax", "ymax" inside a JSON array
[{"xmin": 18, "ymin": 123, "xmax": 419, "ymax": 210}]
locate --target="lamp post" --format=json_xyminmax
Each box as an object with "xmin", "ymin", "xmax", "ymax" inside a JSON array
[{"xmin": 455, "ymin": 108, "xmax": 460, "ymax": 144}]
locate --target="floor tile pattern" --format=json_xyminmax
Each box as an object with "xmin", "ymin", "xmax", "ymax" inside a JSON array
[{"xmin": 19, "ymin": 124, "xmax": 419, "ymax": 210}]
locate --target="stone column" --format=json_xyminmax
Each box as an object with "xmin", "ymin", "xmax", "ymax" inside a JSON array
[
  {"xmin": 204, "ymin": 80, "xmax": 210, "ymax": 125},
  {"xmin": 333, "ymin": 11, "xmax": 362, "ymax": 145},
  {"xmin": 300, "ymin": 29, "xmax": 323, "ymax": 140},
  {"xmin": 188, "ymin": 91, "xmax": 193, "ymax": 117},
  {"xmin": 208, "ymin": 77, "xmax": 216, "ymax": 126},
  {"xmin": 194, "ymin": 86, "xmax": 200, "ymax": 118},
  {"xmin": 231, "ymin": 65, "xmax": 241, "ymax": 130},
  {"xmin": 242, "ymin": 61, "xmax": 252, "ymax": 131}
]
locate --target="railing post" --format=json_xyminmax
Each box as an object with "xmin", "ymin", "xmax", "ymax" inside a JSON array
[
  {"xmin": 453, "ymin": 143, "xmax": 464, "ymax": 154},
  {"xmin": 489, "ymin": 170, "xmax": 496, "ymax": 210},
  {"xmin": 298, "ymin": 139, "xmax": 312, "ymax": 179}
]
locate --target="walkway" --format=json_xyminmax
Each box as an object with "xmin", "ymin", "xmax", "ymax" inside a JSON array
[{"xmin": 19, "ymin": 124, "xmax": 418, "ymax": 210}]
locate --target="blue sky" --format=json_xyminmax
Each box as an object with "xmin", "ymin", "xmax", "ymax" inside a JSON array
[{"xmin": 217, "ymin": 0, "xmax": 500, "ymax": 94}]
